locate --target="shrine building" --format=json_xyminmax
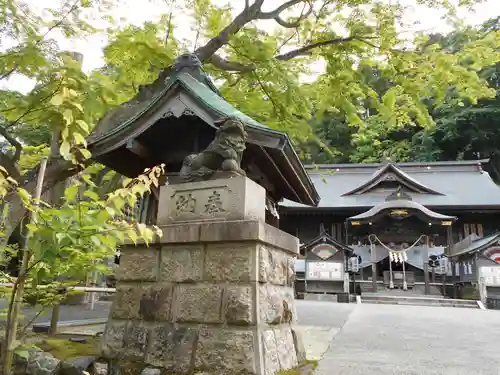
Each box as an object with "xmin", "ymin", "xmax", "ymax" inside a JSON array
[{"xmin": 280, "ymin": 159, "xmax": 500, "ymax": 298}]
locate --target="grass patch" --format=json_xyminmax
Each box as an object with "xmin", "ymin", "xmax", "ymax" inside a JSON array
[
  {"xmin": 278, "ymin": 360, "xmax": 319, "ymax": 375},
  {"xmin": 25, "ymin": 334, "xmax": 319, "ymax": 374},
  {"xmin": 36, "ymin": 336, "xmax": 99, "ymax": 360}
]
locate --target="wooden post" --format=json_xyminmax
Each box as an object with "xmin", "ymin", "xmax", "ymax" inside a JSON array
[
  {"xmin": 344, "ymin": 251, "xmax": 349, "ymax": 293},
  {"xmin": 371, "ymin": 243, "xmax": 377, "ymax": 292},
  {"xmin": 447, "ymin": 226, "xmax": 454, "ymax": 298},
  {"xmin": 48, "ymin": 304, "xmax": 60, "ymax": 335},
  {"xmin": 442, "ymin": 266, "xmax": 446, "ymax": 295},
  {"xmin": 451, "ymin": 258, "xmax": 457, "ymax": 299},
  {"xmin": 423, "ymin": 235, "xmax": 430, "ymax": 295},
  {"xmin": 304, "ymin": 259, "xmax": 308, "ymax": 295}
]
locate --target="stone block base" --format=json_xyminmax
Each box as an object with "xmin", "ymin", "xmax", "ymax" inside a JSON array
[
  {"xmin": 100, "ymin": 219, "xmax": 301, "ymax": 375},
  {"xmin": 101, "ymin": 321, "xmax": 298, "ymax": 374}
]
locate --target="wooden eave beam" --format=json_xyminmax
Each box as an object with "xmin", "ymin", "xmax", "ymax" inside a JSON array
[{"xmin": 126, "ymin": 139, "xmax": 152, "ymax": 160}]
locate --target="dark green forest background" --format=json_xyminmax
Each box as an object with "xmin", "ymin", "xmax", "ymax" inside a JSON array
[{"xmin": 304, "ymin": 17, "xmax": 500, "ymax": 178}]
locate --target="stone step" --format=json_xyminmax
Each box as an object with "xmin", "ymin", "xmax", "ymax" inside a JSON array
[
  {"xmin": 365, "ymin": 300, "xmax": 479, "ymax": 308},
  {"xmin": 361, "ymin": 295, "xmax": 479, "ymax": 308}
]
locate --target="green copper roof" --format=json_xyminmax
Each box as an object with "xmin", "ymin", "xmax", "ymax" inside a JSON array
[
  {"xmin": 88, "ymin": 70, "xmax": 278, "ymax": 145},
  {"xmin": 175, "ymin": 73, "xmax": 272, "ymax": 132}
]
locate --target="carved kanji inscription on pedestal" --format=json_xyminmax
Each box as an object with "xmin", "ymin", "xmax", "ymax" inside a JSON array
[
  {"xmin": 175, "ymin": 193, "xmax": 196, "ymax": 214},
  {"xmin": 204, "ymin": 190, "xmax": 225, "ymax": 214}
]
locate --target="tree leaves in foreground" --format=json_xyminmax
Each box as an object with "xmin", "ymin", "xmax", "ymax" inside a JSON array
[{"xmin": 0, "ymin": 162, "xmax": 164, "ymax": 374}]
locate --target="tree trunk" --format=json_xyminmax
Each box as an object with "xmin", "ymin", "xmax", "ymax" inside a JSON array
[
  {"xmin": 2, "ymin": 159, "xmax": 47, "ymax": 375},
  {"xmin": 2, "ymin": 156, "xmax": 85, "ymax": 243}
]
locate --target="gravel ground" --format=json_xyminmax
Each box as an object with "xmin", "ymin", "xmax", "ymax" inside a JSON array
[{"xmin": 314, "ymin": 303, "xmax": 500, "ymax": 375}]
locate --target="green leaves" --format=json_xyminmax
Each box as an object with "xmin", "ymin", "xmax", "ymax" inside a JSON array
[
  {"xmin": 64, "ymin": 185, "xmax": 79, "ymax": 202},
  {"xmin": 50, "ymin": 95, "xmax": 64, "ymax": 106},
  {"xmin": 0, "ymin": 157, "xmax": 165, "ymax": 311},
  {"xmin": 17, "ymin": 188, "xmax": 31, "ymax": 206}
]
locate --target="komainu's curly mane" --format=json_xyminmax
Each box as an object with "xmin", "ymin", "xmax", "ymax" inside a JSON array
[{"xmin": 179, "ymin": 117, "xmax": 248, "ymax": 182}]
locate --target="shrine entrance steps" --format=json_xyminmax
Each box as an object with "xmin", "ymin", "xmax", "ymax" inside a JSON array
[{"xmin": 360, "ymin": 293, "xmax": 481, "ymax": 309}]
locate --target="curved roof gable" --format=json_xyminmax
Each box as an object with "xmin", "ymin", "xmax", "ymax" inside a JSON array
[
  {"xmin": 347, "ymin": 199, "xmax": 457, "ymax": 223},
  {"xmin": 347, "ymin": 186, "xmax": 456, "ymax": 224},
  {"xmin": 301, "ymin": 228, "xmax": 354, "ymax": 255},
  {"xmin": 341, "ymin": 162, "xmax": 444, "ymax": 196}
]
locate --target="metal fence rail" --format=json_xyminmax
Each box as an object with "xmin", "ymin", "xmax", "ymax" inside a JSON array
[
  {"xmin": 0, "ymin": 283, "xmax": 117, "ymax": 293},
  {"xmin": 0, "ymin": 284, "xmax": 117, "ymax": 335}
]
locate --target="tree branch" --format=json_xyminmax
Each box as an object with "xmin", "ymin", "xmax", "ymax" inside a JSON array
[
  {"xmin": 207, "ymin": 35, "xmax": 377, "ymax": 72},
  {"xmin": 260, "ymin": 0, "xmax": 313, "ymax": 29},
  {"xmin": 258, "ymin": 0, "xmax": 304, "ymax": 19},
  {"xmin": 0, "ymin": 126, "xmax": 23, "ymax": 164},
  {"xmin": 4, "ymin": 79, "xmax": 63, "ymax": 130},
  {"xmin": 194, "ymin": 0, "xmax": 266, "ymax": 62},
  {"xmin": 194, "ymin": 0, "xmax": 315, "ymax": 69},
  {"xmin": 3, "ymin": 155, "xmax": 89, "ymax": 243},
  {"xmin": 275, "ymin": 36, "xmax": 355, "ymax": 60},
  {"xmin": 305, "ymin": 0, "xmax": 333, "ymax": 45},
  {"xmin": 0, "ymin": 151, "xmax": 21, "ymax": 181},
  {"xmin": 164, "ymin": 0, "xmax": 175, "ymax": 46},
  {"xmin": 275, "ymin": 36, "xmax": 376, "ymax": 60},
  {"xmin": 252, "ymin": 71, "xmax": 283, "ymax": 116},
  {"xmin": 275, "ymin": 30, "xmax": 300, "ymax": 56},
  {"xmin": 209, "ymin": 54, "xmax": 255, "ymax": 72}
]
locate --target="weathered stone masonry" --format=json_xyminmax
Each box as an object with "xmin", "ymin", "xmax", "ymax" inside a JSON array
[{"xmin": 100, "ymin": 177, "xmax": 304, "ymax": 375}]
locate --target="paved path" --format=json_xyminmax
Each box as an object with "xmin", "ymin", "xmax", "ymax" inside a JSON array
[
  {"xmin": 314, "ymin": 303, "xmax": 500, "ymax": 375},
  {"xmin": 294, "ymin": 301, "xmax": 355, "ymax": 360}
]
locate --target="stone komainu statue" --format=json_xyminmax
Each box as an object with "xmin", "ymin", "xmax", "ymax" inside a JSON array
[{"xmin": 179, "ymin": 116, "xmax": 248, "ymax": 182}]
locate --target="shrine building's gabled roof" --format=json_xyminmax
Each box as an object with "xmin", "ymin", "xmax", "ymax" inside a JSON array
[
  {"xmin": 342, "ymin": 161, "xmax": 444, "ymax": 196},
  {"xmin": 347, "ymin": 198, "xmax": 457, "ymax": 224},
  {"xmin": 88, "ymin": 62, "xmax": 271, "ymax": 146},
  {"xmin": 281, "ymin": 159, "xmax": 500, "ymax": 210},
  {"xmin": 451, "ymin": 232, "xmax": 500, "ymax": 258},
  {"xmin": 301, "ymin": 228, "xmax": 354, "ymax": 255},
  {"xmin": 346, "ymin": 186, "xmax": 457, "ymax": 225},
  {"xmin": 87, "ymin": 54, "xmax": 319, "ymax": 207},
  {"xmin": 301, "ymin": 228, "xmax": 354, "ymax": 261}
]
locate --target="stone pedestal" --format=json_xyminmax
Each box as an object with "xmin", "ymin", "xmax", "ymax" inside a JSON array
[{"xmin": 100, "ymin": 177, "xmax": 303, "ymax": 375}]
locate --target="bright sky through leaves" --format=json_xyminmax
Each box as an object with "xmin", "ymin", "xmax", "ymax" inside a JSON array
[{"xmin": 2, "ymin": 0, "xmax": 499, "ymax": 93}]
